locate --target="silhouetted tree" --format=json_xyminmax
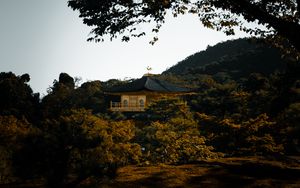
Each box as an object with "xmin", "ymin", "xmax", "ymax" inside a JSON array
[
  {"xmin": 68, "ymin": 0, "xmax": 300, "ymax": 54},
  {"xmin": 42, "ymin": 73, "xmax": 75, "ymax": 118},
  {"xmin": 0, "ymin": 72, "xmax": 39, "ymax": 122},
  {"xmin": 70, "ymin": 81, "xmax": 106, "ymax": 113},
  {"xmin": 58, "ymin": 72, "xmax": 75, "ymax": 89}
]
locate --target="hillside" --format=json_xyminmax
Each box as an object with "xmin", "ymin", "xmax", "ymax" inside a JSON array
[
  {"xmin": 103, "ymin": 157, "xmax": 300, "ymax": 188},
  {"xmin": 0, "ymin": 39, "xmax": 299, "ymax": 187},
  {"xmin": 163, "ymin": 38, "xmax": 286, "ymax": 80}
]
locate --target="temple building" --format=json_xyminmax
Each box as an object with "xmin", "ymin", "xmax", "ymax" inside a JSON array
[{"xmin": 107, "ymin": 75, "xmax": 190, "ymax": 112}]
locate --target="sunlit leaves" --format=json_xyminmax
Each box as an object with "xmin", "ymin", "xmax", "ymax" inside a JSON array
[
  {"xmin": 0, "ymin": 116, "xmax": 32, "ymax": 145},
  {"xmin": 0, "ymin": 115, "xmax": 37, "ymax": 184},
  {"xmin": 137, "ymin": 115, "xmax": 218, "ymax": 164}
]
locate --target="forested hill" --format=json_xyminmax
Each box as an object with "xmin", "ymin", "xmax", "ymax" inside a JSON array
[
  {"xmin": 0, "ymin": 38, "xmax": 299, "ymax": 186},
  {"xmin": 163, "ymin": 38, "xmax": 286, "ymax": 79}
]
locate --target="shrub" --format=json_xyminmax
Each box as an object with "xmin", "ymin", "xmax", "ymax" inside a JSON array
[{"xmin": 137, "ymin": 117, "xmax": 218, "ymax": 164}]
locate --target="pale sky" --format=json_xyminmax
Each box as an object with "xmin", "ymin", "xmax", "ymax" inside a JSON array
[{"xmin": 0, "ymin": 0, "xmax": 249, "ymax": 94}]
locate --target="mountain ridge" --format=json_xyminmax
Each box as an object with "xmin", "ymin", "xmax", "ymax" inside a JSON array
[{"xmin": 162, "ymin": 38, "xmax": 286, "ymax": 79}]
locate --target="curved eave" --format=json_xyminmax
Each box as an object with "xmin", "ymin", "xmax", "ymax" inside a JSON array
[{"xmin": 104, "ymin": 90, "xmax": 195, "ymax": 96}]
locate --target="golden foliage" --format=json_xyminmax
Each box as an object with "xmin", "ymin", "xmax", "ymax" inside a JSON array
[{"xmin": 139, "ymin": 117, "xmax": 218, "ymax": 164}]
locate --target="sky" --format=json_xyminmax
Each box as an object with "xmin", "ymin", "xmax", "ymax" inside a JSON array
[{"xmin": 0, "ymin": 0, "xmax": 249, "ymax": 95}]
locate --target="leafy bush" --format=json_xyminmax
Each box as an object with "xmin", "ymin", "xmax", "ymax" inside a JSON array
[
  {"xmin": 0, "ymin": 115, "xmax": 36, "ymax": 184},
  {"xmin": 144, "ymin": 97, "xmax": 192, "ymax": 122},
  {"xmin": 277, "ymin": 103, "xmax": 300, "ymax": 154},
  {"xmin": 196, "ymin": 113, "xmax": 284, "ymax": 156},
  {"xmin": 137, "ymin": 117, "xmax": 218, "ymax": 164},
  {"xmin": 12, "ymin": 109, "xmax": 141, "ymax": 187}
]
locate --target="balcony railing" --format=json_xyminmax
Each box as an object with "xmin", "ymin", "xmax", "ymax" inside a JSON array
[{"xmin": 110, "ymin": 102, "xmax": 145, "ymax": 112}]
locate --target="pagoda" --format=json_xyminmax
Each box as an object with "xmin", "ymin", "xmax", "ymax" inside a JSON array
[{"xmin": 107, "ymin": 75, "xmax": 190, "ymax": 112}]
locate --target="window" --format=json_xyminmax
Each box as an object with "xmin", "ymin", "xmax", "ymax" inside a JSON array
[
  {"xmin": 123, "ymin": 99, "xmax": 128, "ymax": 107},
  {"xmin": 139, "ymin": 99, "xmax": 145, "ymax": 107}
]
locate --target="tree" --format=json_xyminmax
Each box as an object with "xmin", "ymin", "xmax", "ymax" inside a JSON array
[
  {"xmin": 70, "ymin": 81, "xmax": 106, "ymax": 113},
  {"xmin": 195, "ymin": 113, "xmax": 284, "ymax": 156},
  {"xmin": 11, "ymin": 109, "xmax": 101, "ymax": 187},
  {"xmin": 68, "ymin": 0, "xmax": 300, "ymax": 54},
  {"xmin": 0, "ymin": 115, "xmax": 35, "ymax": 184},
  {"xmin": 12, "ymin": 109, "xmax": 141, "ymax": 187},
  {"xmin": 0, "ymin": 72, "xmax": 39, "ymax": 122},
  {"xmin": 145, "ymin": 97, "xmax": 192, "ymax": 122},
  {"xmin": 136, "ymin": 116, "xmax": 218, "ymax": 164},
  {"xmin": 277, "ymin": 103, "xmax": 300, "ymax": 154},
  {"xmin": 42, "ymin": 73, "xmax": 76, "ymax": 118}
]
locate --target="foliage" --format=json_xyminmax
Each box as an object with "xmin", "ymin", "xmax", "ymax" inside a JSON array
[
  {"xmin": 163, "ymin": 38, "xmax": 286, "ymax": 78},
  {"xmin": 68, "ymin": 0, "xmax": 300, "ymax": 55},
  {"xmin": 196, "ymin": 113, "xmax": 284, "ymax": 156},
  {"xmin": 0, "ymin": 72, "xmax": 39, "ymax": 122},
  {"xmin": 0, "ymin": 116, "xmax": 33, "ymax": 146},
  {"xmin": 0, "ymin": 115, "xmax": 36, "ymax": 184},
  {"xmin": 69, "ymin": 80, "xmax": 106, "ymax": 113},
  {"xmin": 136, "ymin": 117, "xmax": 218, "ymax": 164},
  {"xmin": 238, "ymin": 114, "xmax": 284, "ymax": 155},
  {"xmin": 277, "ymin": 103, "xmax": 300, "ymax": 154},
  {"xmin": 10, "ymin": 109, "xmax": 141, "ymax": 187},
  {"xmin": 160, "ymin": 39, "xmax": 288, "ymax": 120},
  {"xmin": 42, "ymin": 73, "xmax": 76, "ymax": 117},
  {"xmin": 144, "ymin": 97, "xmax": 192, "ymax": 122},
  {"xmin": 0, "ymin": 36, "xmax": 299, "ymax": 185},
  {"xmin": 42, "ymin": 73, "xmax": 106, "ymax": 117}
]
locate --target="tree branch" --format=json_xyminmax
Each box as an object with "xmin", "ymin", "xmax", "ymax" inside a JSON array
[{"xmin": 231, "ymin": 0, "xmax": 300, "ymax": 51}]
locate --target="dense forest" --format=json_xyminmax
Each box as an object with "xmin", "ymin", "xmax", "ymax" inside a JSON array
[
  {"xmin": 0, "ymin": 38, "xmax": 299, "ymax": 187},
  {"xmin": 163, "ymin": 38, "xmax": 286, "ymax": 77}
]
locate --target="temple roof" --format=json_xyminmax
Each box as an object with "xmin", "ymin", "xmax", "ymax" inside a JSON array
[{"xmin": 109, "ymin": 76, "xmax": 190, "ymax": 93}]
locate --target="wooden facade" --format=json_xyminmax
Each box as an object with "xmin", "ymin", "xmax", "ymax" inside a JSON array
[
  {"xmin": 107, "ymin": 75, "xmax": 191, "ymax": 112},
  {"xmin": 110, "ymin": 94, "xmax": 147, "ymax": 112}
]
